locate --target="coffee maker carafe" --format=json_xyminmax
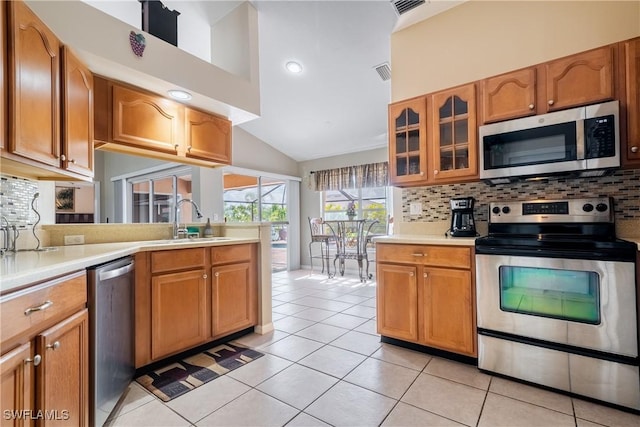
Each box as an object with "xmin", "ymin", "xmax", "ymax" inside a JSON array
[{"xmin": 450, "ymin": 197, "xmax": 476, "ymax": 237}]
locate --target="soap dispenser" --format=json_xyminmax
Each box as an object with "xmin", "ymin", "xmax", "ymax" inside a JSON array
[{"xmin": 204, "ymin": 218, "xmax": 214, "ymax": 237}]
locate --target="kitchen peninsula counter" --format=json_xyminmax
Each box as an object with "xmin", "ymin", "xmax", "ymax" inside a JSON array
[
  {"xmin": 372, "ymin": 234, "xmax": 478, "ymax": 246},
  {"xmin": 0, "ymin": 237, "xmax": 258, "ymax": 294}
]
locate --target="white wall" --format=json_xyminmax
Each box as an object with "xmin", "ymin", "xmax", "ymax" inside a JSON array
[
  {"xmin": 391, "ymin": 0, "xmax": 640, "ymax": 101},
  {"xmin": 232, "ymin": 127, "xmax": 299, "ymax": 176},
  {"xmin": 211, "ymin": 2, "xmax": 256, "ymax": 80}
]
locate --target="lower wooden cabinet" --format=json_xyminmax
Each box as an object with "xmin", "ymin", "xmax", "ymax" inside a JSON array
[
  {"xmin": 0, "ymin": 271, "xmax": 88, "ymax": 427},
  {"xmin": 135, "ymin": 244, "xmax": 258, "ymax": 367},
  {"xmin": 376, "ymin": 243, "xmax": 476, "ymax": 357},
  {"xmin": 151, "ymin": 269, "xmax": 208, "ymax": 360}
]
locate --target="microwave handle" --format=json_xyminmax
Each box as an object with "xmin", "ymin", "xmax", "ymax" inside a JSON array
[{"xmin": 576, "ymin": 119, "xmax": 585, "ymax": 160}]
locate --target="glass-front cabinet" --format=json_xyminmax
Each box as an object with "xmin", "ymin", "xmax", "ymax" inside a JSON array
[
  {"xmin": 388, "ymin": 97, "xmax": 428, "ymax": 186},
  {"xmin": 430, "ymin": 84, "xmax": 478, "ymax": 182}
]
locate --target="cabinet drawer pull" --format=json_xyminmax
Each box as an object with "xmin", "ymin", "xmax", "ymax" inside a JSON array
[
  {"xmin": 528, "ymin": 103, "xmax": 534, "ymax": 110},
  {"xmin": 548, "ymin": 99, "xmax": 554, "ymax": 106},
  {"xmin": 46, "ymin": 341, "xmax": 61, "ymax": 351},
  {"xmin": 631, "ymin": 146, "xmax": 638, "ymax": 153},
  {"xmin": 412, "ymin": 253, "xmax": 425, "ymax": 257},
  {"xmin": 24, "ymin": 300, "xmax": 53, "ymax": 316},
  {"xmin": 25, "ymin": 355, "xmax": 41, "ymax": 366}
]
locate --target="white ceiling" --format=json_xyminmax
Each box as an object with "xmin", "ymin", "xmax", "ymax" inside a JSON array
[{"xmin": 237, "ymin": 0, "xmax": 464, "ymax": 162}]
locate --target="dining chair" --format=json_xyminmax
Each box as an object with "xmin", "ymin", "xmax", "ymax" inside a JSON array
[{"xmin": 308, "ymin": 217, "xmax": 335, "ymax": 275}]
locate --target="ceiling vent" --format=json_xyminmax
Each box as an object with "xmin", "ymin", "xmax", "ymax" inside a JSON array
[
  {"xmin": 391, "ymin": 0, "xmax": 426, "ymax": 16},
  {"xmin": 374, "ymin": 62, "xmax": 391, "ymax": 81}
]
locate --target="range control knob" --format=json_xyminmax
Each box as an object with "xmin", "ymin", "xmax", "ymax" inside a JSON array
[
  {"xmin": 492, "ymin": 206, "xmax": 501, "ymax": 214},
  {"xmin": 502, "ymin": 206, "xmax": 511, "ymax": 214},
  {"xmin": 596, "ymin": 203, "xmax": 608, "ymax": 212},
  {"xmin": 582, "ymin": 203, "xmax": 594, "ymax": 212}
]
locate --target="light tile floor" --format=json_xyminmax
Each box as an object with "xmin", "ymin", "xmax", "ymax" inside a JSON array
[{"xmin": 107, "ymin": 269, "xmax": 640, "ymax": 427}]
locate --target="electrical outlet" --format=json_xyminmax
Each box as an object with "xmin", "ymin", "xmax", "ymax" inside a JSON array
[
  {"xmin": 409, "ymin": 202, "xmax": 422, "ymax": 215},
  {"xmin": 64, "ymin": 235, "xmax": 85, "ymax": 245}
]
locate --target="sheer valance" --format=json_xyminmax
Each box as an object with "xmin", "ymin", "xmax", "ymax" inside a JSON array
[{"xmin": 310, "ymin": 162, "xmax": 388, "ymax": 191}]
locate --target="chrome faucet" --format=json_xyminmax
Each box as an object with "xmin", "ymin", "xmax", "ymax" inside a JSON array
[{"xmin": 173, "ymin": 199, "xmax": 203, "ymax": 239}]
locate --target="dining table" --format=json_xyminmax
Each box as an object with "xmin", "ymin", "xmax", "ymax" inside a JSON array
[{"xmin": 323, "ymin": 218, "xmax": 379, "ymax": 282}]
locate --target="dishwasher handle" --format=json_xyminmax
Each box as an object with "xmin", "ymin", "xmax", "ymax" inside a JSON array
[{"xmin": 98, "ymin": 261, "xmax": 134, "ymax": 281}]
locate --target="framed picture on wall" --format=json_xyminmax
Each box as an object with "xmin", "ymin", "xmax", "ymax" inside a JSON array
[{"xmin": 55, "ymin": 187, "xmax": 75, "ymax": 211}]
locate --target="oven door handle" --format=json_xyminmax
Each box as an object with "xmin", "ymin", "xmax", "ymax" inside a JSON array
[{"xmin": 475, "ymin": 245, "xmax": 635, "ymax": 262}]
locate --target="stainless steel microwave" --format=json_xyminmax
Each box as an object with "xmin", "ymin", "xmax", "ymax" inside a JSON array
[{"xmin": 479, "ymin": 100, "xmax": 620, "ymax": 184}]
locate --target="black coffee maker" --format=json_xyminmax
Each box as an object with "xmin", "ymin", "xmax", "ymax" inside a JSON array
[{"xmin": 449, "ymin": 197, "xmax": 476, "ymax": 237}]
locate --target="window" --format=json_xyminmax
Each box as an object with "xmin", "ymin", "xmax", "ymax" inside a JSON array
[
  {"xmin": 126, "ymin": 167, "xmax": 193, "ymax": 224},
  {"xmin": 322, "ymin": 187, "xmax": 388, "ymax": 224}
]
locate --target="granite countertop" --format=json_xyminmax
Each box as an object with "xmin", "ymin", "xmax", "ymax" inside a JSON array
[{"xmin": 0, "ymin": 237, "xmax": 259, "ymax": 295}]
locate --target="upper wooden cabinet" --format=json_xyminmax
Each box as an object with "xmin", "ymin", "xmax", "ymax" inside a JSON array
[
  {"xmin": 3, "ymin": 0, "xmax": 93, "ymax": 180},
  {"xmin": 185, "ymin": 107, "xmax": 232, "ymax": 164},
  {"xmin": 482, "ymin": 68, "xmax": 537, "ymax": 123},
  {"xmin": 622, "ymin": 37, "xmax": 640, "ymax": 166},
  {"xmin": 95, "ymin": 77, "xmax": 232, "ymax": 167},
  {"xmin": 544, "ymin": 45, "xmax": 615, "ymax": 112},
  {"xmin": 113, "ymin": 84, "xmax": 184, "ymax": 154},
  {"xmin": 388, "ymin": 97, "xmax": 428, "ymax": 186},
  {"xmin": 1, "ymin": 1, "xmax": 6, "ymax": 151},
  {"xmin": 7, "ymin": 0, "xmax": 61, "ymax": 168},
  {"xmin": 61, "ymin": 46, "xmax": 94, "ymax": 178},
  {"xmin": 430, "ymin": 83, "xmax": 478, "ymax": 182},
  {"xmin": 481, "ymin": 45, "xmax": 616, "ymax": 123}
]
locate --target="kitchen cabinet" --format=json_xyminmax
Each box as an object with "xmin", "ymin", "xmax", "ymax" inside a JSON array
[
  {"xmin": 0, "ymin": 271, "xmax": 89, "ymax": 427},
  {"xmin": 388, "ymin": 97, "xmax": 428, "ymax": 186},
  {"xmin": 94, "ymin": 77, "xmax": 232, "ymax": 167},
  {"xmin": 482, "ymin": 68, "xmax": 537, "ymax": 123},
  {"xmin": 1, "ymin": 1, "xmax": 6, "ymax": 151},
  {"xmin": 149, "ymin": 248, "xmax": 208, "ymax": 360},
  {"xmin": 376, "ymin": 243, "xmax": 476, "ymax": 357},
  {"xmin": 622, "ymin": 37, "xmax": 640, "ymax": 166},
  {"xmin": 185, "ymin": 107, "xmax": 232, "ymax": 164},
  {"xmin": 211, "ymin": 244, "xmax": 257, "ymax": 338},
  {"xmin": 7, "ymin": 0, "xmax": 61, "ymax": 168},
  {"xmin": 2, "ymin": 0, "xmax": 93, "ymax": 181},
  {"xmin": 544, "ymin": 45, "xmax": 615, "ymax": 112},
  {"xmin": 430, "ymin": 83, "xmax": 478, "ymax": 182},
  {"xmin": 112, "ymin": 84, "xmax": 184, "ymax": 155},
  {"xmin": 135, "ymin": 244, "xmax": 258, "ymax": 367},
  {"xmin": 61, "ymin": 46, "xmax": 94, "ymax": 178}
]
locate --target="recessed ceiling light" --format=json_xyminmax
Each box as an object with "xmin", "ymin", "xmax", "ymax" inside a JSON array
[
  {"xmin": 168, "ymin": 89, "xmax": 192, "ymax": 100},
  {"xmin": 285, "ymin": 61, "xmax": 303, "ymax": 73}
]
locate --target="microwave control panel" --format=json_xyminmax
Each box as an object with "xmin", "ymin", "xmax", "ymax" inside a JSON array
[{"xmin": 585, "ymin": 115, "xmax": 616, "ymax": 159}]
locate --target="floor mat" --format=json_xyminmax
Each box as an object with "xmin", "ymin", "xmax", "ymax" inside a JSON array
[{"xmin": 136, "ymin": 343, "xmax": 264, "ymax": 402}]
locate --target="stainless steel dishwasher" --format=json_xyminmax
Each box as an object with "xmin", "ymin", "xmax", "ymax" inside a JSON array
[{"xmin": 87, "ymin": 256, "xmax": 135, "ymax": 427}]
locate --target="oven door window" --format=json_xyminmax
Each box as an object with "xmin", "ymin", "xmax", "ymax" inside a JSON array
[
  {"xmin": 499, "ymin": 266, "xmax": 600, "ymax": 324},
  {"xmin": 484, "ymin": 122, "xmax": 577, "ymax": 170}
]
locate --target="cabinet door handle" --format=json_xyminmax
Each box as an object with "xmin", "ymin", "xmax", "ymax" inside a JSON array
[
  {"xmin": 24, "ymin": 300, "xmax": 53, "ymax": 316},
  {"xmin": 528, "ymin": 103, "xmax": 534, "ymax": 110},
  {"xmin": 631, "ymin": 146, "xmax": 638, "ymax": 153},
  {"xmin": 25, "ymin": 355, "xmax": 41, "ymax": 367},
  {"xmin": 203, "ymin": 274, "xmax": 208, "ymax": 279},
  {"xmin": 214, "ymin": 272, "xmax": 219, "ymax": 277},
  {"xmin": 69, "ymin": 159, "xmax": 76, "ymax": 164},
  {"xmin": 60, "ymin": 154, "xmax": 66, "ymax": 161},
  {"xmin": 434, "ymin": 170, "xmax": 439, "ymax": 175},
  {"xmin": 548, "ymin": 99, "xmax": 554, "ymax": 106},
  {"xmin": 412, "ymin": 253, "xmax": 425, "ymax": 257},
  {"xmin": 420, "ymin": 171, "xmax": 424, "ymax": 176},
  {"xmin": 423, "ymin": 273, "xmax": 428, "ymax": 278},
  {"xmin": 409, "ymin": 272, "xmax": 414, "ymax": 277},
  {"xmin": 46, "ymin": 341, "xmax": 60, "ymax": 351}
]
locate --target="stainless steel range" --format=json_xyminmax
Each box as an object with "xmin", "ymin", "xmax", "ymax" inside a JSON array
[{"xmin": 475, "ymin": 197, "xmax": 639, "ymax": 410}]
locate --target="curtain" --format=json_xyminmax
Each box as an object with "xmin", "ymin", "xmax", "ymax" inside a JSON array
[{"xmin": 311, "ymin": 162, "xmax": 388, "ymax": 191}]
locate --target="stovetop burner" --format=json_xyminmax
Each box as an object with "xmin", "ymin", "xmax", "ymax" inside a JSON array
[{"xmin": 476, "ymin": 197, "xmax": 636, "ymax": 262}]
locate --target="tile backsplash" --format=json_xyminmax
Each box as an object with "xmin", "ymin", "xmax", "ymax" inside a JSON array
[
  {"xmin": 0, "ymin": 175, "xmax": 39, "ymax": 226},
  {"xmin": 402, "ymin": 169, "xmax": 640, "ymax": 222}
]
